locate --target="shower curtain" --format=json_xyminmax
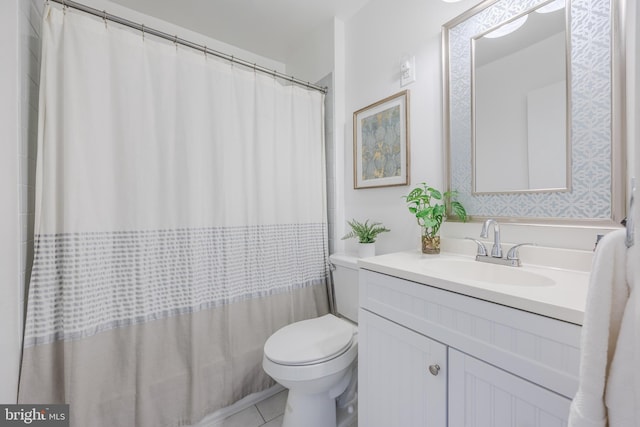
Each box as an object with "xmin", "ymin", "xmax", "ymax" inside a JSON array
[{"xmin": 19, "ymin": 5, "xmax": 329, "ymax": 427}]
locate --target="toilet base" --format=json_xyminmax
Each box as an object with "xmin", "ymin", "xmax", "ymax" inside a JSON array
[
  {"xmin": 282, "ymin": 389, "xmax": 337, "ymax": 427},
  {"xmin": 280, "ymin": 367, "xmax": 353, "ymax": 427}
]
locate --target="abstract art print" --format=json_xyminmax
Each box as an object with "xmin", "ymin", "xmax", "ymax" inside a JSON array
[{"xmin": 353, "ymin": 90, "xmax": 410, "ymax": 189}]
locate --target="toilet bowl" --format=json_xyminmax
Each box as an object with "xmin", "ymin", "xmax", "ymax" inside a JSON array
[
  {"xmin": 263, "ymin": 314, "xmax": 357, "ymax": 427},
  {"xmin": 263, "ymin": 254, "xmax": 360, "ymax": 427}
]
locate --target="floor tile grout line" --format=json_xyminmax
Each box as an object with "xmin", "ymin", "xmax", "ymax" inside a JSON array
[
  {"xmin": 257, "ymin": 405, "xmax": 285, "ymax": 424},
  {"xmin": 255, "ymin": 404, "xmax": 267, "ymax": 424}
]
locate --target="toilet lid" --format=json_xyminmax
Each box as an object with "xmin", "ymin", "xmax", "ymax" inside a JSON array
[{"xmin": 264, "ymin": 314, "xmax": 356, "ymax": 366}]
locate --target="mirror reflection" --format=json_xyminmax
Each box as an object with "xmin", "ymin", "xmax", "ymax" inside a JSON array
[{"xmin": 472, "ymin": 1, "xmax": 568, "ymax": 194}]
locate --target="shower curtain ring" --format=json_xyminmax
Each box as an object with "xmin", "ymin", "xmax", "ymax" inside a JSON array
[
  {"xmin": 203, "ymin": 45, "xmax": 207, "ymax": 58},
  {"xmin": 103, "ymin": 10, "xmax": 108, "ymax": 28}
]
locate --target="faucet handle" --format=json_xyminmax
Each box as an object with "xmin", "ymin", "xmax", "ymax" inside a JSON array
[
  {"xmin": 465, "ymin": 237, "xmax": 488, "ymax": 257},
  {"xmin": 506, "ymin": 243, "xmax": 535, "ymax": 260}
]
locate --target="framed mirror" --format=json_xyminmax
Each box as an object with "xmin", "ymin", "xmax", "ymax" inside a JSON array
[{"xmin": 443, "ymin": 0, "xmax": 625, "ymax": 224}]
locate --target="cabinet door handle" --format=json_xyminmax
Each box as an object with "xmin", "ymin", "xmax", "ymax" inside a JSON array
[{"xmin": 428, "ymin": 364, "xmax": 440, "ymax": 376}]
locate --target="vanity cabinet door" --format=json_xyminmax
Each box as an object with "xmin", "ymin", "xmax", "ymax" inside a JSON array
[
  {"xmin": 448, "ymin": 349, "xmax": 571, "ymax": 427},
  {"xmin": 359, "ymin": 309, "xmax": 447, "ymax": 427}
]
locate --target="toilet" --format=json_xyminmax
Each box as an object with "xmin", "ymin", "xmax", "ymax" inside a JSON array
[{"xmin": 262, "ymin": 254, "xmax": 359, "ymax": 427}]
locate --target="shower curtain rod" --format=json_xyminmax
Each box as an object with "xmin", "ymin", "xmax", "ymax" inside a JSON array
[{"xmin": 47, "ymin": 0, "xmax": 328, "ymax": 94}]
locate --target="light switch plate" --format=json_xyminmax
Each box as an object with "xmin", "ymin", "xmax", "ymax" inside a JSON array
[{"xmin": 401, "ymin": 55, "xmax": 416, "ymax": 86}]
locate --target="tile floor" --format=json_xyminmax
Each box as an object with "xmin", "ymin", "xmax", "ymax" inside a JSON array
[
  {"xmin": 216, "ymin": 389, "xmax": 357, "ymax": 427},
  {"xmin": 218, "ymin": 389, "xmax": 287, "ymax": 427}
]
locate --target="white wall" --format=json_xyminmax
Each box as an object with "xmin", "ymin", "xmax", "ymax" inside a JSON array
[
  {"xmin": 636, "ymin": 0, "xmax": 640, "ymax": 182},
  {"xmin": 342, "ymin": 0, "xmax": 479, "ymax": 255},
  {"xmin": 286, "ymin": 21, "xmax": 335, "ymax": 84},
  {"xmin": 85, "ymin": 0, "xmax": 286, "ymax": 73},
  {"xmin": 629, "ymin": 0, "xmax": 639, "ymax": 190}
]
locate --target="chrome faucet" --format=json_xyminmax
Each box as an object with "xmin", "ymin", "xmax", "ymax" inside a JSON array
[
  {"xmin": 466, "ymin": 219, "xmax": 535, "ymax": 267},
  {"xmin": 480, "ymin": 218, "xmax": 502, "ymax": 258}
]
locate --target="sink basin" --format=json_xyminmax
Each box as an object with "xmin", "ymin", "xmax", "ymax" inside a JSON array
[{"xmin": 421, "ymin": 258, "xmax": 555, "ymax": 287}]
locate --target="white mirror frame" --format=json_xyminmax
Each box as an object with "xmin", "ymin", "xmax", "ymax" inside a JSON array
[{"xmin": 443, "ymin": 0, "xmax": 626, "ymax": 225}]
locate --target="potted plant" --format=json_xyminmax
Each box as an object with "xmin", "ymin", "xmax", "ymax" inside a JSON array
[
  {"xmin": 341, "ymin": 219, "xmax": 390, "ymax": 258},
  {"xmin": 403, "ymin": 183, "xmax": 467, "ymax": 254}
]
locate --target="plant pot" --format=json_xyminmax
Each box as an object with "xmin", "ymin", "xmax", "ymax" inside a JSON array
[
  {"xmin": 358, "ymin": 242, "xmax": 376, "ymax": 258},
  {"xmin": 421, "ymin": 234, "xmax": 440, "ymax": 255}
]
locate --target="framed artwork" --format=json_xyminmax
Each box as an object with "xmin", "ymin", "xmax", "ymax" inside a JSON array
[{"xmin": 353, "ymin": 90, "xmax": 410, "ymax": 189}]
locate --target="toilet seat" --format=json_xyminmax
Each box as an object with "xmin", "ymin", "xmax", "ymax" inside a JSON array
[
  {"xmin": 263, "ymin": 332, "xmax": 358, "ymax": 384},
  {"xmin": 264, "ymin": 314, "xmax": 356, "ymax": 366}
]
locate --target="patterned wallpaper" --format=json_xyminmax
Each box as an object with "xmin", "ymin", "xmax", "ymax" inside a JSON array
[{"xmin": 447, "ymin": 0, "xmax": 613, "ymax": 220}]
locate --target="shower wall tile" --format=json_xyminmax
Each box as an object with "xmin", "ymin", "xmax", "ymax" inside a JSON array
[
  {"xmin": 0, "ymin": 0, "xmax": 21, "ymax": 404},
  {"xmin": 20, "ymin": 0, "xmax": 42, "ymax": 285},
  {"xmin": 0, "ymin": 0, "xmax": 44, "ymax": 403}
]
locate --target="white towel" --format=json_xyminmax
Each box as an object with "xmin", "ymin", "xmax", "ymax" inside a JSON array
[
  {"xmin": 605, "ymin": 229, "xmax": 640, "ymax": 426},
  {"xmin": 569, "ymin": 229, "xmax": 629, "ymax": 427}
]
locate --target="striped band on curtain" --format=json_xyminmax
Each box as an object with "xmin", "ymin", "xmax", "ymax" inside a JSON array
[{"xmin": 25, "ymin": 224, "xmax": 328, "ymax": 347}]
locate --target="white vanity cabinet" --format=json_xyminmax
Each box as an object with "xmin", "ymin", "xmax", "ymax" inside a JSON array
[
  {"xmin": 449, "ymin": 350, "xmax": 571, "ymax": 426},
  {"xmin": 358, "ymin": 268, "xmax": 582, "ymax": 427},
  {"xmin": 358, "ymin": 309, "xmax": 447, "ymax": 427}
]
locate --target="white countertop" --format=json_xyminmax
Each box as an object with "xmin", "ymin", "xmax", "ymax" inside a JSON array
[{"xmin": 358, "ymin": 250, "xmax": 590, "ymax": 325}]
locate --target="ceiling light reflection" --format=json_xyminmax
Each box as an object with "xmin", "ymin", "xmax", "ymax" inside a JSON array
[{"xmin": 484, "ymin": 15, "xmax": 528, "ymax": 39}]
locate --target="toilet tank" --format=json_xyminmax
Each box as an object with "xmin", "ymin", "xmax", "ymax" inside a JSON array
[{"xmin": 329, "ymin": 254, "xmax": 359, "ymax": 323}]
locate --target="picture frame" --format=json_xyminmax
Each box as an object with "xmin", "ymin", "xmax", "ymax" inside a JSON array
[{"xmin": 353, "ymin": 90, "xmax": 410, "ymax": 189}]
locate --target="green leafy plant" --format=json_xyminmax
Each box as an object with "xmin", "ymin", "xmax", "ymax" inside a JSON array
[
  {"xmin": 403, "ymin": 183, "xmax": 468, "ymax": 238},
  {"xmin": 341, "ymin": 219, "xmax": 390, "ymax": 244}
]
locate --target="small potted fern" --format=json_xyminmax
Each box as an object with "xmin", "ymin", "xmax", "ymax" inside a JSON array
[{"xmin": 341, "ymin": 219, "xmax": 390, "ymax": 258}]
